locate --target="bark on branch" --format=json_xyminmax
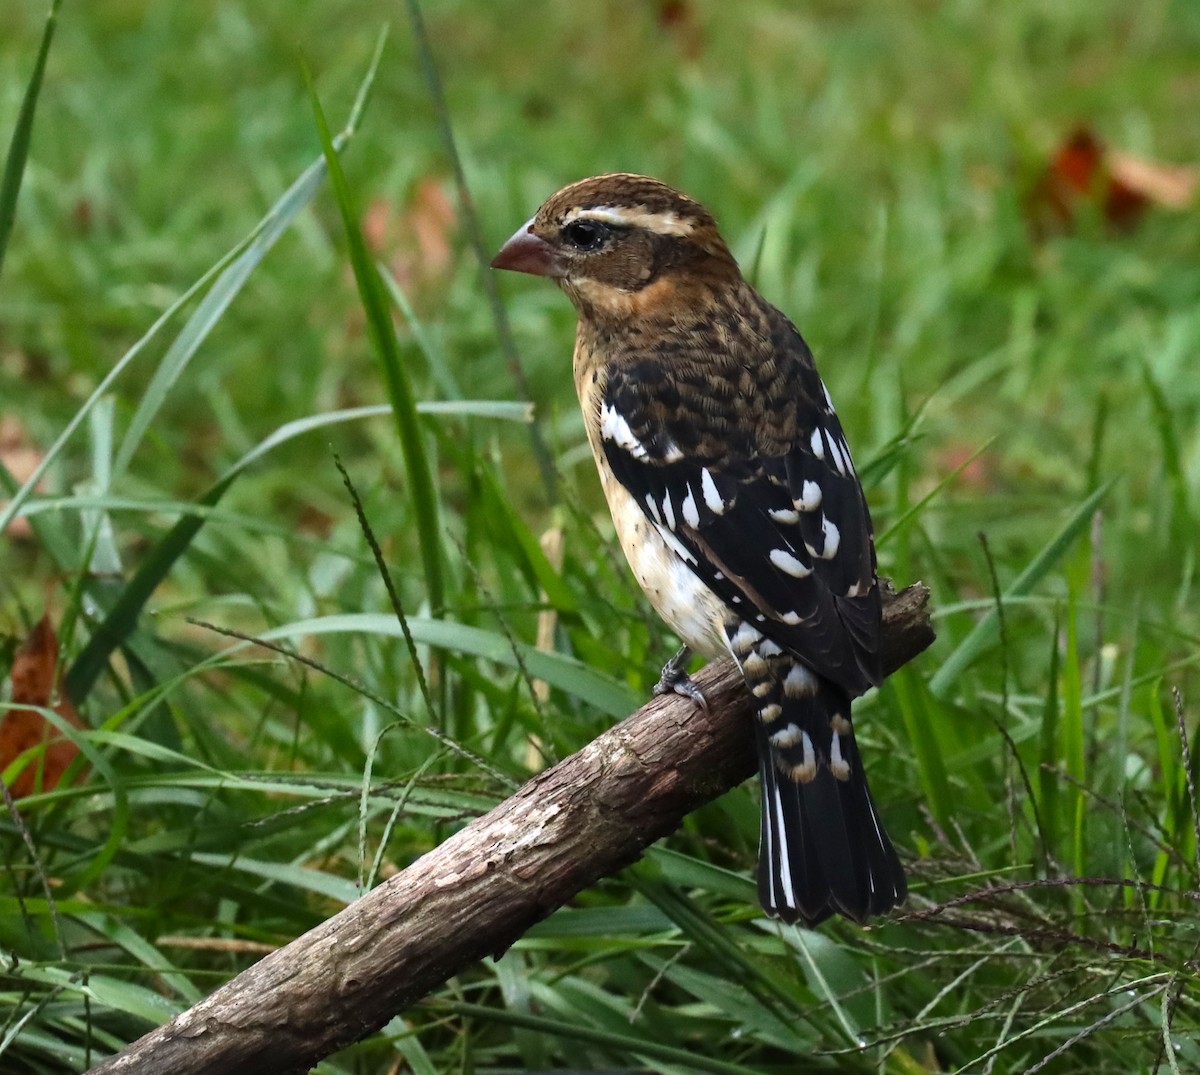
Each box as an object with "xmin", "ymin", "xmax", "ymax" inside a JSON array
[{"xmin": 87, "ymin": 580, "xmax": 934, "ymax": 1075}]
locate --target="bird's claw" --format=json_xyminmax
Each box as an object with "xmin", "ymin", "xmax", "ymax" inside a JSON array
[{"xmin": 653, "ymin": 646, "xmax": 709, "ymax": 714}]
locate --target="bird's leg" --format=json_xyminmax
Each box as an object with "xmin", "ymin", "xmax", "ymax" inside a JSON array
[{"xmin": 653, "ymin": 645, "xmax": 709, "ymax": 714}]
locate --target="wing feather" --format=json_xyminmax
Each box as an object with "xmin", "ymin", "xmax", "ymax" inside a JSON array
[{"xmin": 600, "ymin": 338, "xmax": 881, "ymax": 695}]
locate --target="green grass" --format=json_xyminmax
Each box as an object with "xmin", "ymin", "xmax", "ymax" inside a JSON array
[{"xmin": 3, "ymin": 1, "xmax": 1200, "ymax": 1072}]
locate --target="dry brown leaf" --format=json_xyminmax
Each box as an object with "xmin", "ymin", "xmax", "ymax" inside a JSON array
[
  {"xmin": 532, "ymin": 526, "xmax": 564, "ymax": 707},
  {"xmin": 362, "ymin": 195, "xmax": 391, "ymax": 254},
  {"xmin": 933, "ymin": 441, "xmax": 997, "ymax": 494},
  {"xmin": 2, "ymin": 613, "xmax": 85, "ymax": 798},
  {"xmin": 0, "ymin": 415, "xmax": 44, "ymax": 540},
  {"xmin": 361, "ymin": 177, "xmax": 458, "ymax": 298},
  {"xmin": 658, "ymin": 0, "xmax": 705, "ymax": 58},
  {"xmin": 297, "ymin": 503, "xmax": 335, "ymax": 538},
  {"xmin": 394, "ymin": 177, "xmax": 456, "ymax": 292},
  {"xmin": 1108, "ymin": 150, "xmax": 1198, "ymax": 210}
]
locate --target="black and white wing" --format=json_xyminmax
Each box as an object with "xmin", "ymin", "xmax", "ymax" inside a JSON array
[{"xmin": 599, "ymin": 328, "xmax": 881, "ymax": 697}]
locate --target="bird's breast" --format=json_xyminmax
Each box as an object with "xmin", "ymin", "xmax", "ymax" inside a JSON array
[
  {"xmin": 593, "ymin": 444, "xmax": 728, "ymax": 661},
  {"xmin": 575, "ymin": 336, "xmax": 727, "ymax": 658}
]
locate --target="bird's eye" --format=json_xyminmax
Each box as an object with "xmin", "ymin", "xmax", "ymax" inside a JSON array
[{"xmin": 561, "ymin": 219, "xmax": 612, "ymax": 251}]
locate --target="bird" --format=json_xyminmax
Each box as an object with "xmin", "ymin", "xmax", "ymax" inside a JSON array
[{"xmin": 491, "ymin": 173, "xmax": 905, "ymax": 926}]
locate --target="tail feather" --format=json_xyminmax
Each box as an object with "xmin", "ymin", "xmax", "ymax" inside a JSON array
[
  {"xmin": 728, "ymin": 622, "xmax": 905, "ymax": 925},
  {"xmin": 835, "ymin": 721, "xmax": 907, "ymax": 915}
]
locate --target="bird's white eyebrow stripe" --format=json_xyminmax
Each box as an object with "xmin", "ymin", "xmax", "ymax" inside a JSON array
[{"xmin": 562, "ymin": 205, "xmax": 696, "ymax": 237}]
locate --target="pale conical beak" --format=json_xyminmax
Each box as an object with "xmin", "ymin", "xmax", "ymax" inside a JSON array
[{"xmin": 490, "ymin": 218, "xmax": 565, "ymax": 278}]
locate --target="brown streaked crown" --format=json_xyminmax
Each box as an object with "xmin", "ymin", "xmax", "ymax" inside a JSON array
[
  {"xmin": 494, "ymin": 174, "xmax": 741, "ymax": 320},
  {"xmin": 534, "ymin": 174, "xmax": 718, "ymax": 238}
]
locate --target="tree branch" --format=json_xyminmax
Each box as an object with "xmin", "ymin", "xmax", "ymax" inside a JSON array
[{"xmin": 87, "ymin": 580, "xmax": 934, "ymax": 1075}]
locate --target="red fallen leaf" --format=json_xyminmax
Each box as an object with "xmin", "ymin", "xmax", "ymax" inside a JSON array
[
  {"xmin": 1029, "ymin": 126, "xmax": 1198, "ymax": 236},
  {"xmin": 2, "ymin": 614, "xmax": 85, "ymax": 798},
  {"xmin": 1052, "ymin": 128, "xmax": 1106, "ymax": 192}
]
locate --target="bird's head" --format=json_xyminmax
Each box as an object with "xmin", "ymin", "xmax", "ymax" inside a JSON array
[{"xmin": 491, "ymin": 174, "xmax": 740, "ymax": 322}]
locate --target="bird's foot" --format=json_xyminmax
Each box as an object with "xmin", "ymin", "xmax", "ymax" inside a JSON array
[{"xmin": 653, "ymin": 646, "xmax": 709, "ymax": 714}]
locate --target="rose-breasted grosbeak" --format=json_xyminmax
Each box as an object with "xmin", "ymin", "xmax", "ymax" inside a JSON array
[{"xmin": 492, "ymin": 174, "xmax": 905, "ymax": 925}]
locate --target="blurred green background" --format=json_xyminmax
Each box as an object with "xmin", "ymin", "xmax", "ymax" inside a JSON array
[{"xmin": 2, "ymin": 1, "xmax": 1199, "ymax": 1072}]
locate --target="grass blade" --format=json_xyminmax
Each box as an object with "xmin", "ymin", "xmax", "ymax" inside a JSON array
[
  {"xmin": 929, "ymin": 481, "xmax": 1112, "ymax": 697},
  {"xmin": 111, "ymin": 33, "xmax": 388, "ymax": 480},
  {"xmin": 305, "ymin": 60, "xmax": 444, "ymax": 616},
  {"xmin": 250, "ymin": 613, "xmax": 637, "ymax": 717},
  {"xmin": 1062, "ymin": 543, "xmax": 1088, "ymax": 886},
  {"xmin": 401, "ymin": 0, "xmax": 556, "ymax": 497},
  {"xmin": 0, "ymin": 95, "xmax": 377, "ymax": 543},
  {"xmin": 0, "ymin": 0, "xmax": 61, "ymax": 282},
  {"xmin": 432, "ymin": 999, "xmax": 762, "ymax": 1075},
  {"xmin": 65, "ymin": 404, "xmax": 430, "ymax": 701},
  {"xmin": 889, "ymin": 664, "xmax": 954, "ymax": 829}
]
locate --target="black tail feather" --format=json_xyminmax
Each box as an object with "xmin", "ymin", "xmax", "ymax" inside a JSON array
[
  {"xmin": 725, "ymin": 622, "xmax": 905, "ymax": 925},
  {"xmin": 751, "ymin": 677, "xmax": 905, "ymax": 925}
]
